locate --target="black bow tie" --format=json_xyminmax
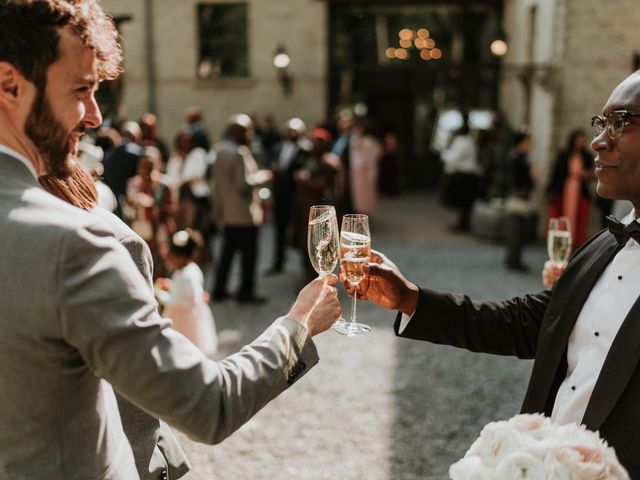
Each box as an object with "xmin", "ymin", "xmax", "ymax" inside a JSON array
[{"xmin": 605, "ymin": 215, "xmax": 640, "ymax": 245}]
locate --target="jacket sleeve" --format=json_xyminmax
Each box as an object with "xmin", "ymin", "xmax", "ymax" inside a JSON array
[
  {"xmin": 394, "ymin": 286, "xmax": 551, "ymax": 359},
  {"xmin": 119, "ymin": 233, "xmax": 154, "ymax": 290},
  {"xmin": 57, "ymin": 223, "xmax": 318, "ymax": 445}
]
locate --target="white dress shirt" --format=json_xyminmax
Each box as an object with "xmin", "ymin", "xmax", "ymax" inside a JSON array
[
  {"xmin": 166, "ymin": 147, "xmax": 210, "ymax": 198},
  {"xmin": 277, "ymin": 141, "xmax": 298, "ymax": 170},
  {"xmin": 0, "ymin": 145, "xmax": 38, "ymax": 179},
  {"xmin": 440, "ymin": 135, "xmax": 479, "ymax": 175},
  {"xmin": 552, "ymin": 210, "xmax": 640, "ymax": 424}
]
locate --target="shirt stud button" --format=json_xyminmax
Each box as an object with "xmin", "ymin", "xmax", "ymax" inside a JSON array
[
  {"xmin": 571, "ymin": 386, "xmax": 576, "ymax": 391},
  {"xmin": 618, "ymin": 275, "xmax": 623, "ymax": 280},
  {"xmin": 595, "ymin": 331, "xmax": 600, "ymax": 337}
]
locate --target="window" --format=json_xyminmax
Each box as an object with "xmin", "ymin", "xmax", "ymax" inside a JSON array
[{"xmin": 197, "ymin": 3, "xmax": 249, "ymax": 79}]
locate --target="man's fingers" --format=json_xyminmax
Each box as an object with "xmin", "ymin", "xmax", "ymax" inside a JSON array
[
  {"xmin": 365, "ymin": 263, "xmax": 390, "ymax": 277},
  {"xmin": 370, "ymin": 250, "xmax": 385, "ymax": 264},
  {"xmin": 325, "ymin": 285, "xmax": 338, "ymax": 296},
  {"xmin": 324, "ymin": 273, "xmax": 339, "ymax": 287}
]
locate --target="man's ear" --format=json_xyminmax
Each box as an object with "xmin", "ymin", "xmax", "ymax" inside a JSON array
[{"xmin": 0, "ymin": 62, "xmax": 25, "ymax": 108}]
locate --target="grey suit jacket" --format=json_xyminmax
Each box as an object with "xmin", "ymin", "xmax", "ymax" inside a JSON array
[
  {"xmin": 213, "ymin": 140, "xmax": 263, "ymax": 226},
  {"xmin": 92, "ymin": 208, "xmax": 190, "ymax": 480},
  {"xmin": 0, "ymin": 153, "xmax": 318, "ymax": 479}
]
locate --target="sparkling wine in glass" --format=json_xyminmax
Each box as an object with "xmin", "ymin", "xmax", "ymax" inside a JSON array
[
  {"xmin": 547, "ymin": 217, "xmax": 572, "ymax": 266},
  {"xmin": 307, "ymin": 206, "xmax": 347, "ymax": 329},
  {"xmin": 334, "ymin": 214, "xmax": 371, "ymax": 337}
]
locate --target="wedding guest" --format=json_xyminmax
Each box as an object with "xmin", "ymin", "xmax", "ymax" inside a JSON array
[
  {"xmin": 39, "ymin": 165, "xmax": 191, "ymax": 479},
  {"xmin": 378, "ymin": 130, "xmax": 399, "ymax": 196},
  {"xmin": 77, "ymin": 139, "xmax": 118, "ymax": 212},
  {"xmin": 140, "ymin": 112, "xmax": 170, "ymax": 167},
  {"xmin": 327, "ymin": 108, "xmax": 355, "ymax": 218},
  {"xmin": 350, "ymin": 116, "xmax": 382, "ymax": 216},
  {"xmin": 212, "ymin": 114, "xmax": 272, "ymax": 303},
  {"xmin": 441, "ymin": 122, "xmax": 480, "ymax": 232},
  {"xmin": 183, "ymin": 106, "xmax": 211, "ymax": 151},
  {"xmin": 166, "ymin": 130, "xmax": 211, "ymax": 232},
  {"xmin": 0, "ymin": 3, "xmax": 341, "ymax": 478},
  {"xmin": 126, "ymin": 146, "xmax": 175, "ymax": 276},
  {"xmin": 266, "ymin": 117, "xmax": 308, "ymax": 275},
  {"xmin": 258, "ymin": 113, "xmax": 283, "ymax": 165},
  {"xmin": 290, "ymin": 128, "xmax": 338, "ymax": 283},
  {"xmin": 476, "ymin": 128, "xmax": 495, "ymax": 199},
  {"xmin": 504, "ymin": 131, "xmax": 536, "ymax": 271},
  {"xmin": 354, "ymin": 70, "xmax": 640, "ymax": 477},
  {"xmin": 156, "ymin": 229, "xmax": 218, "ymax": 356},
  {"xmin": 102, "ymin": 120, "xmax": 144, "ymax": 218},
  {"xmin": 546, "ymin": 129, "xmax": 594, "ymax": 248}
]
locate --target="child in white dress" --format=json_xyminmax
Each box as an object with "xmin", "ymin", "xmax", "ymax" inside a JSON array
[{"xmin": 156, "ymin": 230, "xmax": 218, "ymax": 356}]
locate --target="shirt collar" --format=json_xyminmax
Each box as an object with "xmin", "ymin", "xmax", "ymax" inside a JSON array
[
  {"xmin": 0, "ymin": 145, "xmax": 38, "ymax": 180},
  {"xmin": 619, "ymin": 208, "xmax": 640, "ymax": 248},
  {"xmin": 620, "ymin": 209, "xmax": 637, "ymax": 225}
]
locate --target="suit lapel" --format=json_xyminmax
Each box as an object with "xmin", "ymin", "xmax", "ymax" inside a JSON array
[
  {"xmin": 582, "ymin": 294, "xmax": 640, "ymax": 430},
  {"xmin": 522, "ymin": 233, "xmax": 621, "ymax": 413}
]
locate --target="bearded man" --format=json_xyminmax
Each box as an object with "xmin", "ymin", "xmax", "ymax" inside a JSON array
[{"xmin": 0, "ymin": 2, "xmax": 341, "ymax": 479}]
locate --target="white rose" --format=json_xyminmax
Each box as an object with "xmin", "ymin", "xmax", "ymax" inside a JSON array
[
  {"xmin": 508, "ymin": 413, "xmax": 551, "ymax": 433},
  {"xmin": 471, "ymin": 422, "xmax": 522, "ymax": 467},
  {"xmin": 495, "ymin": 452, "xmax": 547, "ymax": 480},
  {"xmin": 449, "ymin": 456, "xmax": 495, "ymax": 480}
]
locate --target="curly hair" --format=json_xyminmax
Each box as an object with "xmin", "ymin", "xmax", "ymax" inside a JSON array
[{"xmin": 0, "ymin": 0, "xmax": 122, "ymax": 90}]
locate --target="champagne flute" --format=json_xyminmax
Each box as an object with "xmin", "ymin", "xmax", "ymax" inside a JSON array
[
  {"xmin": 307, "ymin": 206, "xmax": 347, "ymax": 329},
  {"xmin": 547, "ymin": 217, "xmax": 572, "ymax": 266},
  {"xmin": 334, "ymin": 214, "xmax": 371, "ymax": 337}
]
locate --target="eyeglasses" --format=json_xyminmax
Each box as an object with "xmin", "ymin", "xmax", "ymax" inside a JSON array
[{"xmin": 591, "ymin": 110, "xmax": 640, "ymax": 140}]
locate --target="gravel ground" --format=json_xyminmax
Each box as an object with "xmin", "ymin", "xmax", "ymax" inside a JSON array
[{"xmin": 178, "ymin": 194, "xmax": 548, "ymax": 480}]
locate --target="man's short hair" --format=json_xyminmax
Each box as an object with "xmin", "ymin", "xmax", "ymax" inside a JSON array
[{"xmin": 0, "ymin": 0, "xmax": 122, "ymax": 90}]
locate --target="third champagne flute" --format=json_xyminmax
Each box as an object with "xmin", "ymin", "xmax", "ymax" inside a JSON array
[
  {"xmin": 335, "ymin": 214, "xmax": 371, "ymax": 337},
  {"xmin": 547, "ymin": 216, "xmax": 572, "ymax": 266}
]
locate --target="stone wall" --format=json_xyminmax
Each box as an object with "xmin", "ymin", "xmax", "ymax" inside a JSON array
[
  {"xmin": 502, "ymin": 0, "xmax": 640, "ymax": 170},
  {"xmin": 101, "ymin": 0, "xmax": 328, "ymax": 143},
  {"xmin": 555, "ymin": 0, "xmax": 640, "ymax": 147}
]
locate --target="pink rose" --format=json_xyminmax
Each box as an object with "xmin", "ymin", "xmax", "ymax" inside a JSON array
[
  {"xmin": 508, "ymin": 413, "xmax": 550, "ymax": 433},
  {"xmin": 555, "ymin": 445, "xmax": 607, "ymax": 479}
]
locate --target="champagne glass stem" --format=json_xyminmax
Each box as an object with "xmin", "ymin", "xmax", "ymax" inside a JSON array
[{"xmin": 351, "ymin": 288, "xmax": 357, "ymax": 323}]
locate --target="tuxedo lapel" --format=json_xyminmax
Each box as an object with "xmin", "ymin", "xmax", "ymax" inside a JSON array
[
  {"xmin": 582, "ymin": 294, "xmax": 640, "ymax": 430},
  {"xmin": 522, "ymin": 233, "xmax": 621, "ymax": 413}
]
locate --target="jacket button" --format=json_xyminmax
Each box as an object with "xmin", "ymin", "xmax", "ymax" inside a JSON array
[{"xmin": 158, "ymin": 469, "xmax": 168, "ymax": 480}]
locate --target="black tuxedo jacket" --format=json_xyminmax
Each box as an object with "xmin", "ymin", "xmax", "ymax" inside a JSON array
[{"xmin": 395, "ymin": 230, "xmax": 640, "ymax": 476}]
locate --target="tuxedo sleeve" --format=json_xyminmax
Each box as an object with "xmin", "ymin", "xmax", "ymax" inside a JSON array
[
  {"xmin": 394, "ymin": 287, "xmax": 551, "ymax": 359},
  {"xmin": 57, "ymin": 222, "xmax": 318, "ymax": 445}
]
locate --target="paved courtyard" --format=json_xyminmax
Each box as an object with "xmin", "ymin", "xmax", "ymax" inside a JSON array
[{"xmin": 180, "ymin": 193, "xmax": 548, "ymax": 480}]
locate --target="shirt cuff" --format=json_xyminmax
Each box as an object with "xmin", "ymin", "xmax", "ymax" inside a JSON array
[{"xmin": 398, "ymin": 310, "xmax": 415, "ymax": 334}]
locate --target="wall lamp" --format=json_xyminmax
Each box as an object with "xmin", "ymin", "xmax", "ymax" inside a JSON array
[{"xmin": 273, "ymin": 45, "xmax": 293, "ymax": 96}]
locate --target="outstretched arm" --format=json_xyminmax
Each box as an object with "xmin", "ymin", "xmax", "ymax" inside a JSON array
[
  {"xmin": 59, "ymin": 223, "xmax": 341, "ymax": 445},
  {"xmin": 346, "ymin": 250, "xmax": 549, "ymax": 359}
]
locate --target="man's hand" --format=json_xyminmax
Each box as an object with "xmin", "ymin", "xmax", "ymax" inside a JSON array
[
  {"xmin": 542, "ymin": 260, "xmax": 567, "ymax": 289},
  {"xmin": 342, "ymin": 250, "xmax": 419, "ymax": 316},
  {"xmin": 288, "ymin": 274, "xmax": 342, "ymax": 336}
]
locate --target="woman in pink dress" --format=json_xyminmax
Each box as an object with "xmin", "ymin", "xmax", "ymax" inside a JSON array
[
  {"xmin": 546, "ymin": 129, "xmax": 594, "ymax": 248},
  {"xmin": 349, "ymin": 118, "xmax": 382, "ymax": 216}
]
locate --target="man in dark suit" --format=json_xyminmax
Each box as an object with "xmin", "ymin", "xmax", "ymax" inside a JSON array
[
  {"xmin": 102, "ymin": 120, "xmax": 143, "ymax": 218},
  {"xmin": 353, "ymin": 71, "xmax": 640, "ymax": 476},
  {"xmin": 266, "ymin": 118, "xmax": 309, "ymax": 274}
]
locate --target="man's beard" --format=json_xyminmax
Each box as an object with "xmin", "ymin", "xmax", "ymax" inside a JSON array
[{"xmin": 24, "ymin": 89, "xmax": 85, "ymax": 178}]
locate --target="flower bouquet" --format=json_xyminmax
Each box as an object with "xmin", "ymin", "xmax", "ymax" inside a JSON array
[{"xmin": 449, "ymin": 413, "xmax": 629, "ymax": 480}]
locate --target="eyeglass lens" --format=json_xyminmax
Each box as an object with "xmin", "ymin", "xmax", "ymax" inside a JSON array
[{"xmin": 592, "ymin": 113, "xmax": 625, "ymax": 139}]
